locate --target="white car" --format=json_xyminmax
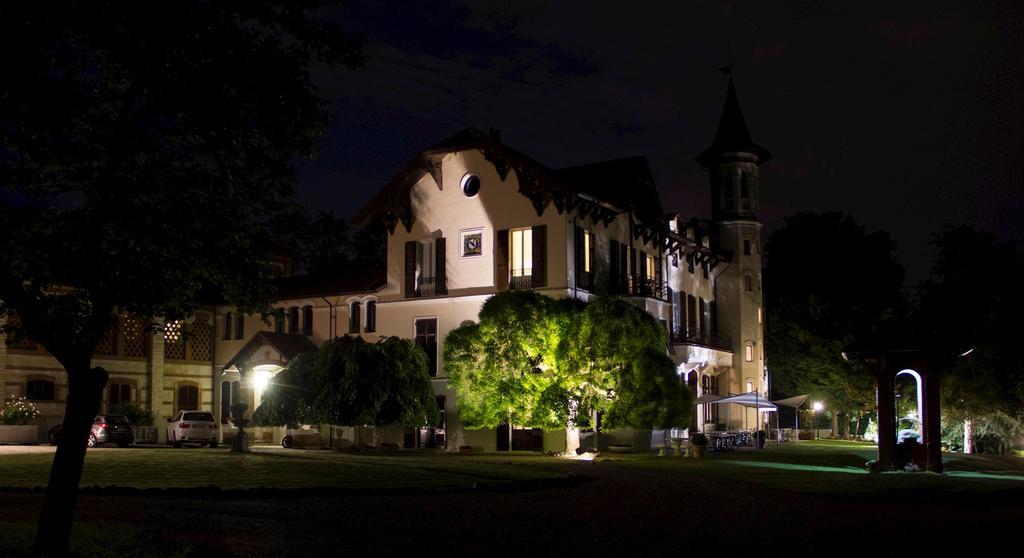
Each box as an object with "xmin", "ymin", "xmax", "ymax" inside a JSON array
[{"xmin": 166, "ymin": 410, "xmax": 218, "ymax": 448}]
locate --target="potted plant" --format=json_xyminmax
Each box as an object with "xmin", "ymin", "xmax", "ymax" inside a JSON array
[
  {"xmin": 112, "ymin": 404, "xmax": 156, "ymax": 444},
  {"xmin": 690, "ymin": 433, "xmax": 708, "ymax": 458},
  {"xmin": 0, "ymin": 396, "xmax": 40, "ymax": 444}
]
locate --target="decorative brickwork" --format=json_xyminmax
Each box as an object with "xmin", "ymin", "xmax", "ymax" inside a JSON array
[
  {"xmin": 122, "ymin": 314, "xmax": 147, "ymax": 357},
  {"xmin": 190, "ymin": 314, "xmax": 212, "ymax": 361}
]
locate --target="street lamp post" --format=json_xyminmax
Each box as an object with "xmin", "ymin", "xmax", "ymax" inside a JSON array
[{"xmin": 812, "ymin": 401, "xmax": 824, "ymax": 440}]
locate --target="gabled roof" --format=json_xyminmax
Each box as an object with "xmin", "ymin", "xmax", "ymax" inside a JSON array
[
  {"xmin": 355, "ymin": 127, "xmax": 668, "ymax": 236},
  {"xmin": 555, "ymin": 156, "xmax": 664, "ymax": 227},
  {"xmin": 222, "ymin": 331, "xmax": 317, "ymax": 372},
  {"xmin": 696, "ymin": 78, "xmax": 771, "ymax": 167}
]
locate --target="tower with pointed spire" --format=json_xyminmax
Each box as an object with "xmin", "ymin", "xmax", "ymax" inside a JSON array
[{"xmin": 697, "ymin": 76, "xmax": 770, "ymax": 430}]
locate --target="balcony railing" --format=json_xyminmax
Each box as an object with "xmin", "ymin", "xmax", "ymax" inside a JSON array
[
  {"xmin": 509, "ymin": 273, "xmax": 533, "ymax": 290},
  {"xmin": 626, "ymin": 274, "xmax": 668, "ymax": 301},
  {"xmin": 669, "ymin": 329, "xmax": 732, "ymax": 352},
  {"xmin": 416, "ymin": 276, "xmax": 436, "ymax": 297}
]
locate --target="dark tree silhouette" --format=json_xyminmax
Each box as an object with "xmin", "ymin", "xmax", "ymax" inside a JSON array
[
  {"xmin": 0, "ymin": 2, "xmax": 361, "ymax": 554},
  {"xmin": 765, "ymin": 212, "xmax": 906, "ymax": 435},
  {"xmin": 916, "ymin": 225, "xmax": 1024, "ymax": 452}
]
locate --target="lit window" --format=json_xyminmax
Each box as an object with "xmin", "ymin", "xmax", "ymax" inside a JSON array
[
  {"xmin": 758, "ymin": 308, "xmax": 762, "ymax": 324},
  {"xmin": 583, "ymin": 231, "xmax": 592, "ymax": 272},
  {"xmin": 163, "ymin": 320, "xmax": 183, "ymax": 343},
  {"xmin": 745, "ymin": 343, "xmax": 754, "ymax": 362},
  {"xmin": 510, "ymin": 228, "xmax": 533, "ymax": 278},
  {"xmin": 746, "ymin": 380, "xmax": 754, "ymax": 393},
  {"xmin": 645, "ymin": 252, "xmax": 656, "ymax": 280}
]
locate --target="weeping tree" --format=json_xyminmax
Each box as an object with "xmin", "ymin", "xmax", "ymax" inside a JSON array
[
  {"xmin": 445, "ymin": 291, "xmax": 693, "ymax": 453},
  {"xmin": 0, "ymin": 2, "xmax": 361, "ymax": 553},
  {"xmin": 253, "ymin": 336, "xmax": 439, "ymax": 443}
]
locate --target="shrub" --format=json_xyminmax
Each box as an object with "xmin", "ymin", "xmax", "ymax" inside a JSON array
[
  {"xmin": 1, "ymin": 397, "xmax": 39, "ymax": 425},
  {"xmin": 690, "ymin": 433, "xmax": 708, "ymax": 446},
  {"xmin": 109, "ymin": 404, "xmax": 154, "ymax": 426}
]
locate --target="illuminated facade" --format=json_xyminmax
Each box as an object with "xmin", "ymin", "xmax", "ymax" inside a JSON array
[{"xmin": 1, "ymin": 79, "xmax": 769, "ymax": 449}]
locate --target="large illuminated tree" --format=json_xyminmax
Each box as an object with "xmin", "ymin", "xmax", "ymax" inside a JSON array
[
  {"xmin": 0, "ymin": 2, "xmax": 361, "ymax": 554},
  {"xmin": 445, "ymin": 292, "xmax": 692, "ymax": 453},
  {"xmin": 254, "ymin": 337, "xmax": 439, "ymax": 434}
]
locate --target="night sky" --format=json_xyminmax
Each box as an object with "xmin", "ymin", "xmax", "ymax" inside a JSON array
[{"xmin": 297, "ymin": 1, "xmax": 1024, "ymax": 281}]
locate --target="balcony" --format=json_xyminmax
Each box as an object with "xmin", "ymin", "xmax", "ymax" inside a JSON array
[
  {"xmin": 415, "ymin": 276, "xmax": 437, "ymax": 297},
  {"xmin": 626, "ymin": 274, "xmax": 668, "ymax": 301},
  {"xmin": 509, "ymin": 273, "xmax": 533, "ymax": 290},
  {"xmin": 670, "ymin": 328, "xmax": 732, "ymax": 352}
]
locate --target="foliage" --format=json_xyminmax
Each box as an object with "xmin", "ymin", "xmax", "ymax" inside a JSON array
[
  {"xmin": 690, "ymin": 432, "xmax": 708, "ymax": 446},
  {"xmin": 277, "ymin": 211, "xmax": 387, "ymax": 276},
  {"xmin": 254, "ymin": 337, "xmax": 439, "ymax": 428},
  {"xmin": 0, "ymin": 2, "xmax": 362, "ymax": 552},
  {"xmin": 766, "ymin": 212, "xmax": 903, "ymax": 414},
  {"xmin": 445, "ymin": 291, "xmax": 693, "ymax": 432},
  {"xmin": 0, "ymin": 397, "xmax": 39, "ymax": 426},
  {"xmin": 918, "ymin": 226, "xmax": 1024, "ymax": 452},
  {"xmin": 109, "ymin": 404, "xmax": 154, "ymax": 427}
]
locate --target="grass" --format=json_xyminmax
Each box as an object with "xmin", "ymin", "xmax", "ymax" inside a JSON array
[
  {"xmin": 601, "ymin": 439, "xmax": 1024, "ymax": 499},
  {"xmin": 0, "ymin": 446, "xmax": 569, "ymax": 491},
  {"xmin": 0, "ymin": 521, "xmax": 192, "ymax": 558}
]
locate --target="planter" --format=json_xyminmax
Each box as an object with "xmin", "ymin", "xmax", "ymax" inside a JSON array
[
  {"xmin": 0, "ymin": 424, "xmax": 39, "ymax": 444},
  {"xmin": 132, "ymin": 426, "xmax": 158, "ymax": 445},
  {"xmin": 691, "ymin": 445, "xmax": 706, "ymax": 458}
]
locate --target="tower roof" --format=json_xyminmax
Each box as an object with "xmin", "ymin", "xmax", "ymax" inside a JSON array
[{"xmin": 696, "ymin": 77, "xmax": 771, "ymax": 166}]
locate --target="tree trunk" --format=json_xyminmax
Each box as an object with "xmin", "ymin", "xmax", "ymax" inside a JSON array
[
  {"xmin": 564, "ymin": 399, "xmax": 580, "ymax": 455},
  {"xmin": 34, "ymin": 363, "xmax": 108, "ymax": 556},
  {"xmin": 964, "ymin": 417, "xmax": 974, "ymax": 454},
  {"xmin": 841, "ymin": 413, "xmax": 850, "ymax": 439}
]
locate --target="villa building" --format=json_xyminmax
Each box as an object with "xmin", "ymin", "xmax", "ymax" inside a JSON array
[{"xmin": 1, "ymin": 78, "xmax": 770, "ymax": 451}]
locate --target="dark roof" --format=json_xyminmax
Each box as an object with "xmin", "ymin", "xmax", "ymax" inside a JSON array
[
  {"xmin": 273, "ymin": 267, "xmax": 385, "ymax": 299},
  {"xmin": 356, "ymin": 127, "xmax": 667, "ymax": 233},
  {"xmin": 555, "ymin": 156, "xmax": 664, "ymax": 227},
  {"xmin": 222, "ymin": 331, "xmax": 317, "ymax": 372},
  {"xmin": 696, "ymin": 78, "xmax": 771, "ymax": 166}
]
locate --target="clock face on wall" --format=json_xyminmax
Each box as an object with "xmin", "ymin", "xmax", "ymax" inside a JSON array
[{"xmin": 461, "ymin": 230, "xmax": 483, "ymax": 258}]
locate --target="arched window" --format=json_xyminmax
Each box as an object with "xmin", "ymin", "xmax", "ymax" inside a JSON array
[
  {"xmin": 234, "ymin": 314, "xmax": 244, "ymax": 339},
  {"xmin": 745, "ymin": 343, "xmax": 754, "ymax": 362},
  {"xmin": 365, "ymin": 301, "xmax": 376, "ymax": 333},
  {"xmin": 288, "ymin": 307, "xmax": 299, "ymax": 334},
  {"xmin": 349, "ymin": 302, "xmax": 361, "ymax": 334},
  {"xmin": 176, "ymin": 384, "xmax": 199, "ymax": 413},
  {"xmin": 223, "ymin": 312, "xmax": 233, "ymax": 340},
  {"xmin": 744, "ymin": 275, "xmax": 753, "ymax": 292},
  {"xmin": 274, "ymin": 310, "xmax": 285, "ymax": 333}
]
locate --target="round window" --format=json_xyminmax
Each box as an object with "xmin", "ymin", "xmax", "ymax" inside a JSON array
[{"xmin": 461, "ymin": 174, "xmax": 481, "ymax": 197}]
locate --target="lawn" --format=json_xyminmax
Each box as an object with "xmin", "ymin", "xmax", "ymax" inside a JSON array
[
  {"xmin": 2, "ymin": 442, "xmax": 1023, "ymax": 556},
  {"xmin": 0, "ymin": 446, "xmax": 570, "ymax": 491},
  {"xmin": 601, "ymin": 439, "xmax": 1024, "ymax": 499}
]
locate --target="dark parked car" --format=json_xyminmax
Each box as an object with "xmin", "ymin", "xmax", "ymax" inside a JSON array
[{"xmin": 48, "ymin": 415, "xmax": 132, "ymax": 448}]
